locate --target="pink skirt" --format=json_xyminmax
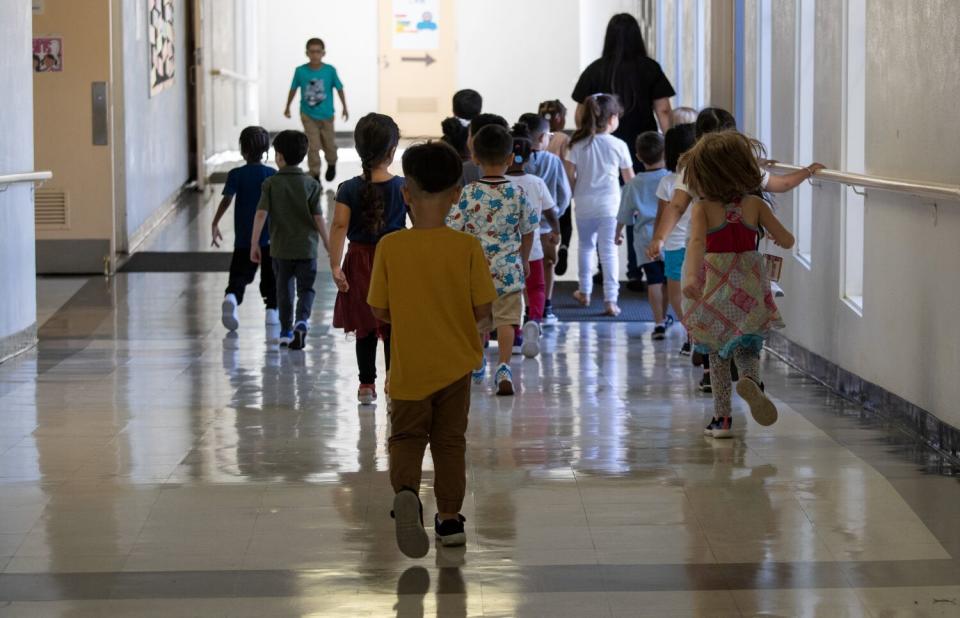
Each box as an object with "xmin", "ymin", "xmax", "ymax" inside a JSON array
[{"xmin": 332, "ymin": 243, "xmax": 388, "ymax": 339}]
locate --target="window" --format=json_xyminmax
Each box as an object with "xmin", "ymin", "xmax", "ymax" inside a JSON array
[
  {"xmin": 755, "ymin": 0, "xmax": 772, "ymax": 147},
  {"xmin": 841, "ymin": 0, "xmax": 866, "ymax": 311},
  {"xmin": 792, "ymin": 0, "xmax": 815, "ymax": 265}
]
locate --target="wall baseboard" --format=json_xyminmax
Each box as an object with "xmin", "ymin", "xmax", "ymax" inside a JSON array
[
  {"xmin": 125, "ymin": 185, "xmax": 189, "ymax": 256},
  {"xmin": 766, "ymin": 332, "xmax": 960, "ymax": 463},
  {"xmin": 0, "ymin": 324, "xmax": 38, "ymax": 366}
]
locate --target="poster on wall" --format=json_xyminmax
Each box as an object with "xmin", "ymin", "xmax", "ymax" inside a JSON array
[
  {"xmin": 392, "ymin": 0, "xmax": 440, "ymax": 50},
  {"xmin": 148, "ymin": 0, "xmax": 175, "ymax": 96},
  {"xmin": 33, "ymin": 37, "xmax": 62, "ymax": 72}
]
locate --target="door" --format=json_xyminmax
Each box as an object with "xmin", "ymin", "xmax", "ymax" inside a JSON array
[
  {"xmin": 187, "ymin": 0, "xmax": 206, "ymax": 191},
  {"xmin": 378, "ymin": 0, "xmax": 456, "ymax": 138},
  {"xmin": 33, "ymin": 0, "xmax": 116, "ymax": 273}
]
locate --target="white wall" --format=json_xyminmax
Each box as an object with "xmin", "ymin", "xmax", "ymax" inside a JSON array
[
  {"xmin": 0, "ymin": 0, "xmax": 38, "ymax": 350},
  {"xmin": 257, "ymin": 0, "xmax": 378, "ymax": 134},
  {"xmin": 742, "ymin": 0, "xmax": 960, "ymax": 428},
  {"xmin": 121, "ymin": 0, "xmax": 190, "ymax": 240}
]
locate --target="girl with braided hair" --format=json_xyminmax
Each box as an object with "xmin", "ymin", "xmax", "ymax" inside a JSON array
[{"xmin": 330, "ymin": 113, "xmax": 407, "ymax": 404}]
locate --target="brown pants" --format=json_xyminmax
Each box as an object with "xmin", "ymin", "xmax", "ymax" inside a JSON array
[
  {"xmin": 300, "ymin": 113, "xmax": 337, "ymax": 177},
  {"xmin": 388, "ymin": 375, "xmax": 471, "ymax": 514}
]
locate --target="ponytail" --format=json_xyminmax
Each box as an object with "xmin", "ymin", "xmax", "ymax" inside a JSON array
[
  {"xmin": 570, "ymin": 93, "xmax": 622, "ymax": 146},
  {"xmin": 510, "ymin": 123, "xmax": 533, "ymax": 165}
]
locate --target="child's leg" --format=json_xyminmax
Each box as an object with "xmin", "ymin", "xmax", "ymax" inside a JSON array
[
  {"xmin": 733, "ymin": 347, "xmax": 761, "ymax": 384},
  {"xmin": 576, "ymin": 218, "xmax": 600, "ymax": 297},
  {"xmin": 318, "ymin": 118, "xmax": 338, "ymax": 166},
  {"xmin": 259, "ymin": 246, "xmax": 278, "ymax": 309},
  {"xmin": 356, "ymin": 332, "xmax": 378, "ymax": 385},
  {"xmin": 388, "ymin": 395, "xmax": 432, "ymax": 495},
  {"xmin": 526, "ymin": 259, "xmax": 546, "ymax": 321},
  {"xmin": 496, "ymin": 324, "xmax": 515, "ymax": 366},
  {"xmin": 709, "ymin": 353, "xmax": 733, "ymax": 418},
  {"xmin": 273, "ymin": 259, "xmax": 295, "ymax": 332},
  {"xmin": 648, "ymin": 283, "xmax": 666, "ymax": 323},
  {"xmin": 428, "ymin": 375, "xmax": 471, "ymax": 519},
  {"xmin": 299, "ymin": 114, "xmax": 323, "ymax": 179},
  {"xmin": 226, "ymin": 248, "xmax": 258, "ymax": 304},
  {"xmin": 292, "ymin": 259, "xmax": 318, "ymax": 328},
  {"xmin": 597, "ymin": 217, "xmax": 620, "ymax": 304},
  {"xmin": 667, "ymin": 280, "xmax": 683, "ymax": 323},
  {"xmin": 542, "ymin": 236, "xmax": 557, "ymax": 302}
]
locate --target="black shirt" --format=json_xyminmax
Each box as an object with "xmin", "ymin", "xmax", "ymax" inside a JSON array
[{"xmin": 572, "ymin": 57, "xmax": 675, "ymax": 169}]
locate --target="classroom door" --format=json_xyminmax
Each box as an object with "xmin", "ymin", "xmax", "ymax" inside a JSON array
[
  {"xmin": 378, "ymin": 0, "xmax": 456, "ymax": 138},
  {"xmin": 33, "ymin": 0, "xmax": 117, "ymax": 273}
]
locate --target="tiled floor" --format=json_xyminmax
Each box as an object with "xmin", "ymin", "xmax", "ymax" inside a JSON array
[{"xmin": 3, "ymin": 160, "xmax": 960, "ymax": 616}]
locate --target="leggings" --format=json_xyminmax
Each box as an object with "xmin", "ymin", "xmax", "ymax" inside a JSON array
[
  {"xmin": 357, "ymin": 332, "xmax": 391, "ymax": 385},
  {"xmin": 525, "ymin": 259, "xmax": 546, "ymax": 321},
  {"xmin": 576, "ymin": 216, "xmax": 619, "ymax": 303},
  {"xmin": 709, "ymin": 348, "xmax": 761, "ymax": 418}
]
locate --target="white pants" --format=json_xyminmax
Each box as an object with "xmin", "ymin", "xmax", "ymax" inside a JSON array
[{"xmin": 576, "ymin": 216, "xmax": 619, "ymax": 303}]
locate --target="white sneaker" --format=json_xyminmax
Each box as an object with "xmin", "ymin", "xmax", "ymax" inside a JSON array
[
  {"xmin": 265, "ymin": 308, "xmax": 280, "ymax": 325},
  {"xmin": 221, "ymin": 294, "xmax": 239, "ymax": 331},
  {"xmin": 771, "ymin": 281, "xmax": 785, "ymax": 298},
  {"xmin": 521, "ymin": 321, "xmax": 541, "ymax": 358}
]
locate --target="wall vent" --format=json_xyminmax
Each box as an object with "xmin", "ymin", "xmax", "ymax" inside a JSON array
[
  {"xmin": 35, "ymin": 189, "xmax": 69, "ymax": 229},
  {"xmin": 397, "ymin": 97, "xmax": 438, "ymax": 113}
]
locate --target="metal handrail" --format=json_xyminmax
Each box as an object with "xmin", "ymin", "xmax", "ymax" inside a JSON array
[
  {"xmin": 0, "ymin": 171, "xmax": 52, "ymax": 191},
  {"xmin": 766, "ymin": 162, "xmax": 960, "ymax": 202},
  {"xmin": 210, "ymin": 67, "xmax": 257, "ymax": 83}
]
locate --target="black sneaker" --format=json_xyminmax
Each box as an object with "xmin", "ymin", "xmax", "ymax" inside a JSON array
[
  {"xmin": 680, "ymin": 341, "xmax": 692, "ymax": 356},
  {"xmin": 731, "ymin": 360, "xmax": 740, "ymax": 382},
  {"xmin": 704, "ymin": 417, "xmax": 721, "ymax": 436},
  {"xmin": 434, "ymin": 514, "xmax": 467, "ymax": 547},
  {"xmin": 391, "ymin": 489, "xmax": 429, "ymax": 558},
  {"xmin": 325, "ymin": 163, "xmax": 336, "ymax": 182},
  {"xmin": 692, "ymin": 350, "xmax": 706, "ymax": 367},
  {"xmin": 711, "ymin": 416, "xmax": 733, "ymax": 439},
  {"xmin": 651, "ymin": 325, "xmax": 666, "ymax": 340},
  {"xmin": 555, "ymin": 246, "xmax": 569, "ymax": 275},
  {"xmin": 698, "ymin": 370, "xmax": 712, "ymax": 393},
  {"xmin": 288, "ymin": 324, "xmax": 307, "ymax": 350}
]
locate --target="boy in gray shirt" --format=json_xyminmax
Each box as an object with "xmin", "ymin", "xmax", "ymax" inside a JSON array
[{"xmin": 251, "ymin": 130, "xmax": 330, "ymax": 350}]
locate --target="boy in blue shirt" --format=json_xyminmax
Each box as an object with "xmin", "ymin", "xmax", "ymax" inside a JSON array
[
  {"xmin": 212, "ymin": 126, "xmax": 278, "ymax": 331},
  {"xmin": 284, "ymin": 37, "xmax": 349, "ymax": 184},
  {"xmin": 615, "ymin": 131, "xmax": 671, "ymax": 339}
]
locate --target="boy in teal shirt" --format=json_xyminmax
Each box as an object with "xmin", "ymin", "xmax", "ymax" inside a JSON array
[{"xmin": 284, "ymin": 37, "xmax": 349, "ymax": 184}]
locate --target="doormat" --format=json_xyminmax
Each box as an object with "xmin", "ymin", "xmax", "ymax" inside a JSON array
[
  {"xmin": 119, "ymin": 252, "xmax": 232, "ymax": 272},
  {"xmin": 551, "ymin": 281, "xmax": 660, "ymax": 323}
]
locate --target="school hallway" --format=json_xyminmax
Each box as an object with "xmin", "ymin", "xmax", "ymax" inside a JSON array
[{"xmin": 5, "ymin": 0, "xmax": 960, "ymax": 616}]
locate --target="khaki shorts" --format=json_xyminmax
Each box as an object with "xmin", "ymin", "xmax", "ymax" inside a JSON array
[{"xmin": 477, "ymin": 291, "xmax": 522, "ymax": 332}]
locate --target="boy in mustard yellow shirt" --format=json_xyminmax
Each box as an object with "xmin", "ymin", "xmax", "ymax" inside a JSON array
[{"xmin": 368, "ymin": 141, "xmax": 497, "ymax": 559}]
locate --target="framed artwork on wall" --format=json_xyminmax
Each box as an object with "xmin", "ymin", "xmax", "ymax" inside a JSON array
[
  {"xmin": 33, "ymin": 37, "xmax": 63, "ymax": 72},
  {"xmin": 148, "ymin": 0, "xmax": 175, "ymax": 96}
]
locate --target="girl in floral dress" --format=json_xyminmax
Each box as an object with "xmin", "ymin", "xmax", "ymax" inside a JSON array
[{"xmin": 680, "ymin": 132, "xmax": 795, "ymax": 439}]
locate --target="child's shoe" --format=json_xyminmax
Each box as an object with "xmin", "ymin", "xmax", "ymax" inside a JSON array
[
  {"xmin": 542, "ymin": 304, "xmax": 559, "ymax": 327},
  {"xmin": 495, "ymin": 363, "xmax": 514, "ymax": 396},
  {"xmin": 325, "ymin": 163, "xmax": 337, "ymax": 182},
  {"xmin": 434, "ymin": 514, "xmax": 467, "ymax": 547},
  {"xmin": 680, "ymin": 341, "xmax": 692, "ymax": 356},
  {"xmin": 471, "ymin": 356, "xmax": 487, "ymax": 385},
  {"xmin": 221, "ymin": 294, "xmax": 239, "ymax": 331},
  {"xmin": 555, "ymin": 246, "xmax": 569, "ymax": 275},
  {"xmin": 521, "ymin": 320, "xmax": 541, "ymax": 358},
  {"xmin": 278, "ymin": 330, "xmax": 294, "ymax": 346},
  {"xmin": 288, "ymin": 322, "xmax": 308, "ymax": 350},
  {"xmin": 265, "ymin": 308, "xmax": 280, "ymax": 325},
  {"xmin": 652, "ymin": 324, "xmax": 666, "ymax": 340},
  {"xmin": 698, "ymin": 370, "xmax": 712, "ymax": 393},
  {"xmin": 737, "ymin": 377, "xmax": 778, "ymax": 426},
  {"xmin": 512, "ymin": 328, "xmax": 523, "ymax": 356},
  {"xmin": 711, "ymin": 416, "xmax": 734, "ymax": 439},
  {"xmin": 358, "ymin": 384, "xmax": 377, "ymax": 405},
  {"xmin": 704, "ymin": 417, "xmax": 721, "ymax": 436},
  {"xmin": 391, "ymin": 488, "xmax": 429, "ymax": 559}
]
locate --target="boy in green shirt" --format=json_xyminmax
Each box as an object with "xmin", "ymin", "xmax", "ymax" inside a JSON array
[
  {"xmin": 284, "ymin": 37, "xmax": 349, "ymax": 184},
  {"xmin": 251, "ymin": 130, "xmax": 330, "ymax": 350}
]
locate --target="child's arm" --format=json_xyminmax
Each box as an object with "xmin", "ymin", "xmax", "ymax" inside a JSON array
[
  {"xmin": 566, "ymin": 162, "xmax": 577, "ymax": 193},
  {"xmin": 764, "ymin": 163, "xmax": 825, "ymax": 193},
  {"xmin": 520, "ymin": 231, "xmax": 533, "ymax": 277},
  {"xmin": 211, "ymin": 195, "xmax": 232, "ymax": 248},
  {"xmin": 473, "ymin": 302, "xmax": 492, "ymax": 323},
  {"xmin": 371, "ymin": 306, "xmax": 391, "ymax": 323},
  {"xmin": 682, "ymin": 203, "xmax": 707, "ymax": 300},
  {"xmin": 336, "ymin": 87, "xmax": 349, "ymax": 121},
  {"xmin": 653, "ymin": 198, "xmax": 667, "ymax": 238},
  {"xmin": 313, "ymin": 213, "xmax": 330, "ymax": 253},
  {"xmin": 647, "ymin": 189, "xmax": 692, "ymax": 260},
  {"xmin": 615, "ymin": 184, "xmax": 636, "ymax": 246},
  {"xmin": 542, "ymin": 207, "xmax": 560, "ymax": 246},
  {"xmin": 249, "ymin": 210, "xmax": 268, "ymax": 263},
  {"xmin": 620, "ymin": 167, "xmax": 636, "ymax": 184},
  {"xmin": 328, "ymin": 203, "xmax": 351, "ymax": 291},
  {"xmin": 756, "ymin": 198, "xmax": 796, "ymax": 249},
  {"xmin": 283, "ymin": 88, "xmax": 297, "ymax": 119}
]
